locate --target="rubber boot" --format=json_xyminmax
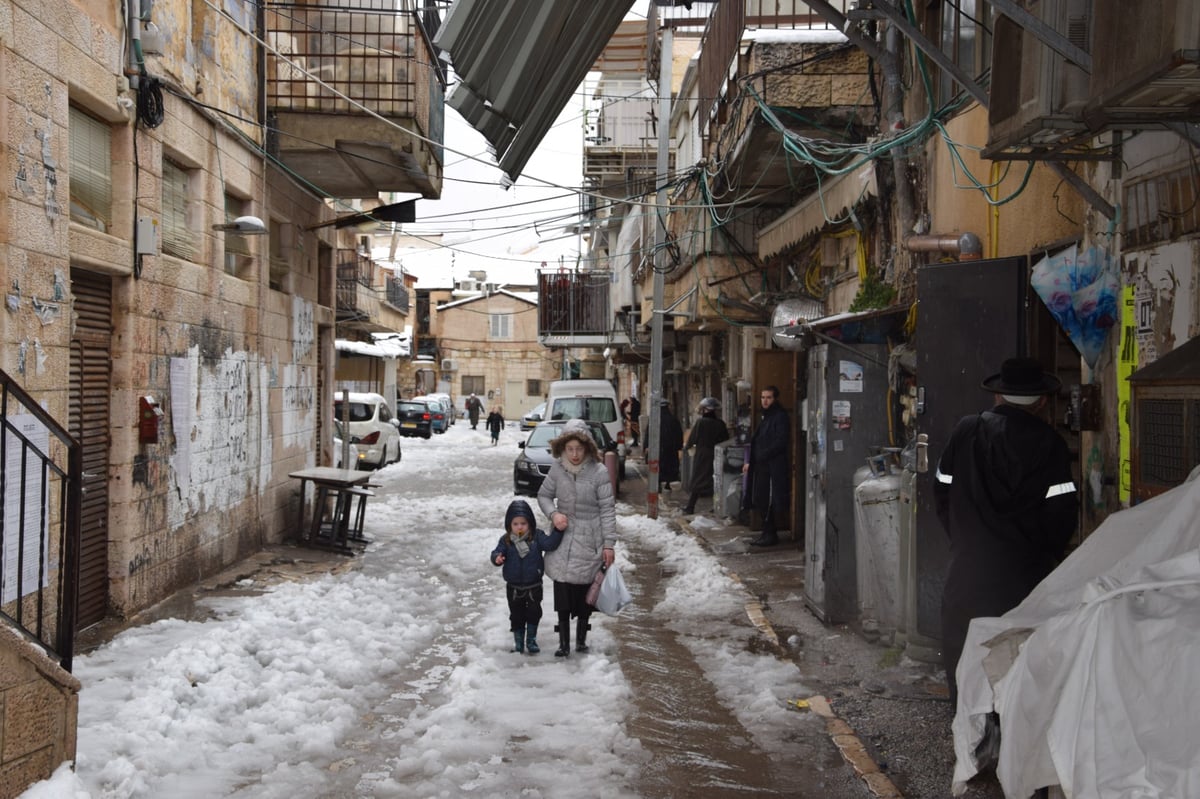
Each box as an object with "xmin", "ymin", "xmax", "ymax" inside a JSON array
[
  {"xmin": 554, "ymin": 613, "xmax": 571, "ymax": 657},
  {"xmin": 525, "ymin": 623, "xmax": 540, "ymax": 655},
  {"xmin": 511, "ymin": 630, "xmax": 524, "ymax": 653},
  {"xmin": 575, "ymin": 617, "xmax": 591, "ymax": 653}
]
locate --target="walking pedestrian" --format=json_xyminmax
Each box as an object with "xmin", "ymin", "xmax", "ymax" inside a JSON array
[
  {"xmin": 742, "ymin": 385, "xmax": 790, "ymax": 546},
  {"xmin": 538, "ymin": 419, "xmax": 617, "ymax": 658},
  {"xmin": 466, "ymin": 393, "xmax": 484, "ymax": 429},
  {"xmin": 486, "ymin": 406, "xmax": 504, "ymax": 446},
  {"xmin": 657, "ymin": 399, "xmax": 684, "ymax": 490},
  {"xmin": 683, "ymin": 398, "xmax": 729, "ymax": 514},
  {"xmin": 621, "ymin": 395, "xmax": 642, "ymax": 449},
  {"xmin": 490, "ymin": 499, "xmax": 563, "ymax": 654},
  {"xmin": 934, "ymin": 357, "xmax": 1077, "ymax": 703}
]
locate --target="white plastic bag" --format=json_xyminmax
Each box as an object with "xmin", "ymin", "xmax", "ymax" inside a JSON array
[{"xmin": 594, "ymin": 564, "xmax": 633, "ymax": 616}]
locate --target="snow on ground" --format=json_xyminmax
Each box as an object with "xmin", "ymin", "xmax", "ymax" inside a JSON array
[{"xmin": 22, "ymin": 420, "xmax": 813, "ymax": 798}]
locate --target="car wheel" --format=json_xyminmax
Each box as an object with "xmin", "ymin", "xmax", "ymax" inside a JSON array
[
  {"xmin": 423, "ymin": 431, "xmax": 431, "ymax": 439},
  {"xmin": 393, "ymin": 443, "xmax": 402, "ymax": 464}
]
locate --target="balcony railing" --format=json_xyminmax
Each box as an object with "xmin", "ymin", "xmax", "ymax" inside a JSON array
[
  {"xmin": 265, "ymin": 2, "xmax": 446, "ymax": 198},
  {"xmin": 538, "ymin": 270, "xmax": 612, "ymax": 337},
  {"xmin": 336, "ymin": 255, "xmax": 376, "ymax": 323},
  {"xmin": 268, "ymin": 3, "xmax": 437, "ymax": 120},
  {"xmin": 0, "ymin": 369, "xmax": 82, "ymax": 672},
  {"xmin": 385, "ymin": 276, "xmax": 410, "ymax": 312}
]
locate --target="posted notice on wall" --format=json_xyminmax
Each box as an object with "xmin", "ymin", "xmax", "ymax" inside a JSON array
[
  {"xmin": 3, "ymin": 414, "xmax": 52, "ymax": 603},
  {"xmin": 839, "ymin": 360, "xmax": 864, "ymax": 393}
]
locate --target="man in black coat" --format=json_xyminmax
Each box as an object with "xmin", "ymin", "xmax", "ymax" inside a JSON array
[
  {"xmin": 742, "ymin": 386, "xmax": 790, "ymax": 546},
  {"xmin": 934, "ymin": 357, "xmax": 1078, "ymax": 703},
  {"xmin": 657, "ymin": 399, "xmax": 684, "ymax": 489}
]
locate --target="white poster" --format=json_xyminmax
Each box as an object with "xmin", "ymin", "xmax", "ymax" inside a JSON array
[
  {"xmin": 3, "ymin": 414, "xmax": 52, "ymax": 603},
  {"xmin": 839, "ymin": 360, "xmax": 864, "ymax": 393}
]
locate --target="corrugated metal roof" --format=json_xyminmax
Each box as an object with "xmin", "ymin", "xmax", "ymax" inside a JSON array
[{"xmin": 436, "ymin": 1, "xmax": 635, "ymax": 183}]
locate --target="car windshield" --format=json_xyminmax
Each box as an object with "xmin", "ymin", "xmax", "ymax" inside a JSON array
[
  {"xmin": 548, "ymin": 398, "xmax": 617, "ymax": 424},
  {"xmin": 525, "ymin": 403, "xmax": 545, "ymax": 419},
  {"xmin": 397, "ymin": 402, "xmax": 427, "ymax": 413}
]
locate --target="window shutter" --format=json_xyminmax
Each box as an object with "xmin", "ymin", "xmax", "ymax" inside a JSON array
[
  {"xmin": 69, "ymin": 107, "xmax": 112, "ymax": 231},
  {"xmin": 161, "ymin": 161, "xmax": 197, "ymax": 260}
]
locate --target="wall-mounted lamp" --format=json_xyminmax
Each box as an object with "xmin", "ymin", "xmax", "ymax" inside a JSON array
[{"xmin": 212, "ymin": 215, "xmax": 267, "ymax": 235}]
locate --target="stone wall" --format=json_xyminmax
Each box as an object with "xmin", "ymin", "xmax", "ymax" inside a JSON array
[{"xmin": 0, "ymin": 625, "xmax": 79, "ymax": 798}]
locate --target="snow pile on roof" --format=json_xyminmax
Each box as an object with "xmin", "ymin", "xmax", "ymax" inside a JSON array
[{"xmin": 335, "ymin": 330, "xmax": 412, "ymax": 358}]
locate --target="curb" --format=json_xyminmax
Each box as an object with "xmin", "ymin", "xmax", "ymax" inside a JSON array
[{"xmin": 684, "ymin": 521, "xmax": 904, "ymax": 799}]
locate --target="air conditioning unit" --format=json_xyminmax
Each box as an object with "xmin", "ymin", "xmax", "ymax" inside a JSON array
[
  {"xmin": 1083, "ymin": 0, "xmax": 1200, "ymax": 127},
  {"xmin": 440, "ymin": 358, "xmax": 457, "ymax": 372},
  {"xmin": 985, "ymin": 0, "xmax": 1093, "ymax": 156}
]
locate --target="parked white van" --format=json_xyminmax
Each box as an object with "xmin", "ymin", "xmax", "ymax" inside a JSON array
[{"xmin": 545, "ymin": 379, "xmax": 626, "ymax": 476}]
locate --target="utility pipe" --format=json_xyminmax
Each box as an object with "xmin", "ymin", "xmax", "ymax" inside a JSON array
[{"xmin": 904, "ymin": 231, "xmax": 983, "ymax": 260}]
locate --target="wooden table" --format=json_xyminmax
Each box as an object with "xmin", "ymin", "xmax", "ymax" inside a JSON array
[{"xmin": 289, "ymin": 467, "xmax": 373, "ymax": 554}]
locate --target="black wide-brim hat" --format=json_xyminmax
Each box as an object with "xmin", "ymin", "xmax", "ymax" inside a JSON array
[{"xmin": 980, "ymin": 357, "xmax": 1061, "ymax": 395}]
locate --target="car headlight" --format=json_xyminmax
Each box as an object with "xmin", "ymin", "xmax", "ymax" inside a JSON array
[{"xmin": 517, "ymin": 458, "xmax": 538, "ymax": 474}]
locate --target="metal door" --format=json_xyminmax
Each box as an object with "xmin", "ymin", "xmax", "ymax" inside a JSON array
[
  {"xmin": 803, "ymin": 344, "xmax": 829, "ymax": 619},
  {"xmin": 914, "ymin": 257, "xmax": 1028, "ymax": 640},
  {"xmin": 70, "ymin": 269, "xmax": 113, "ymax": 629}
]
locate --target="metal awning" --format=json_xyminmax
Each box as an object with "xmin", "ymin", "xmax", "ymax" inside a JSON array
[
  {"xmin": 435, "ymin": 0, "xmax": 635, "ymax": 183},
  {"xmin": 758, "ymin": 162, "xmax": 878, "ymax": 258}
]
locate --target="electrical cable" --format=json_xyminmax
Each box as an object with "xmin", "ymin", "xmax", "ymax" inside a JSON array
[{"xmin": 136, "ymin": 75, "xmax": 165, "ymax": 129}]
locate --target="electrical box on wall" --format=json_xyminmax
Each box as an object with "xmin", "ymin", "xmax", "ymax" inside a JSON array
[
  {"xmin": 139, "ymin": 395, "xmax": 163, "ymax": 444},
  {"xmin": 136, "ymin": 216, "xmax": 158, "ymax": 255}
]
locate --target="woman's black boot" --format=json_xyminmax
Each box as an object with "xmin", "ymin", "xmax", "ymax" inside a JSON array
[
  {"xmin": 555, "ymin": 613, "xmax": 571, "ymax": 657},
  {"xmin": 575, "ymin": 617, "xmax": 591, "ymax": 653}
]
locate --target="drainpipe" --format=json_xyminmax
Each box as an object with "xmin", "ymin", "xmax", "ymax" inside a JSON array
[
  {"xmin": 127, "ymin": 0, "xmax": 142, "ymax": 90},
  {"xmin": 882, "ymin": 26, "xmax": 914, "ymax": 279},
  {"xmin": 904, "ymin": 231, "xmax": 983, "ymax": 260}
]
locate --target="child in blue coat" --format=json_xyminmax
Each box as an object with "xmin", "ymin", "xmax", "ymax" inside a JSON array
[{"xmin": 490, "ymin": 499, "xmax": 563, "ymax": 654}]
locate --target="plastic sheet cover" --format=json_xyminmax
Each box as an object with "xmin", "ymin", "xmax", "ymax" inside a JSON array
[{"xmin": 952, "ymin": 467, "xmax": 1200, "ymax": 798}]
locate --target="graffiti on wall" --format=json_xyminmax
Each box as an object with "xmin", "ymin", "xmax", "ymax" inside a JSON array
[{"xmin": 168, "ymin": 346, "xmax": 260, "ymax": 529}]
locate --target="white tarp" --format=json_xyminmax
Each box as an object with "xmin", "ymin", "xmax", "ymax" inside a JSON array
[{"xmin": 952, "ymin": 466, "xmax": 1200, "ymax": 798}]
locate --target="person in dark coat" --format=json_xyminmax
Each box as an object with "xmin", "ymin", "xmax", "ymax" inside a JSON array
[
  {"xmin": 486, "ymin": 406, "xmax": 504, "ymax": 445},
  {"xmin": 656, "ymin": 399, "xmax": 684, "ymax": 489},
  {"xmin": 490, "ymin": 499, "xmax": 563, "ymax": 654},
  {"xmin": 742, "ymin": 385, "xmax": 790, "ymax": 546},
  {"xmin": 683, "ymin": 398, "xmax": 729, "ymax": 514},
  {"xmin": 621, "ymin": 395, "xmax": 642, "ymax": 448},
  {"xmin": 934, "ymin": 357, "xmax": 1077, "ymax": 703},
  {"xmin": 466, "ymin": 394, "xmax": 484, "ymax": 429}
]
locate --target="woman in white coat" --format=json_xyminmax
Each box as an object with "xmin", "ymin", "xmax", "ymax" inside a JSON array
[{"xmin": 538, "ymin": 419, "xmax": 617, "ymax": 657}]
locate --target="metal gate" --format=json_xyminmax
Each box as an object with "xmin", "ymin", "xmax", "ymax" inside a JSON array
[{"xmin": 69, "ymin": 269, "xmax": 112, "ymax": 629}]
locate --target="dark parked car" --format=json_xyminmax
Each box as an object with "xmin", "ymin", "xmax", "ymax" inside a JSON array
[
  {"xmin": 513, "ymin": 419, "xmax": 618, "ymax": 496},
  {"xmin": 412, "ymin": 395, "xmax": 448, "ymax": 433},
  {"xmin": 394, "ymin": 400, "xmax": 433, "ymax": 439}
]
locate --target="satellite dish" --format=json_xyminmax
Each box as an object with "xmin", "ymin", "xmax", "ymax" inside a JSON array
[{"xmin": 771, "ymin": 298, "xmax": 824, "ymax": 350}]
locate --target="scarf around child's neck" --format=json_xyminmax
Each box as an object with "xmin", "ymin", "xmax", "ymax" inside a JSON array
[{"xmin": 510, "ymin": 526, "xmax": 530, "ymax": 557}]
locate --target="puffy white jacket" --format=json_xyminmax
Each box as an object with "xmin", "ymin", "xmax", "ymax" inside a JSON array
[{"xmin": 538, "ymin": 459, "xmax": 617, "ymax": 585}]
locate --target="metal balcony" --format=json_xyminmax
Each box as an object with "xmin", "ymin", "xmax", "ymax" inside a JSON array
[
  {"xmin": 266, "ymin": 2, "xmax": 445, "ymax": 199},
  {"xmin": 537, "ymin": 270, "xmax": 631, "ymax": 348}
]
